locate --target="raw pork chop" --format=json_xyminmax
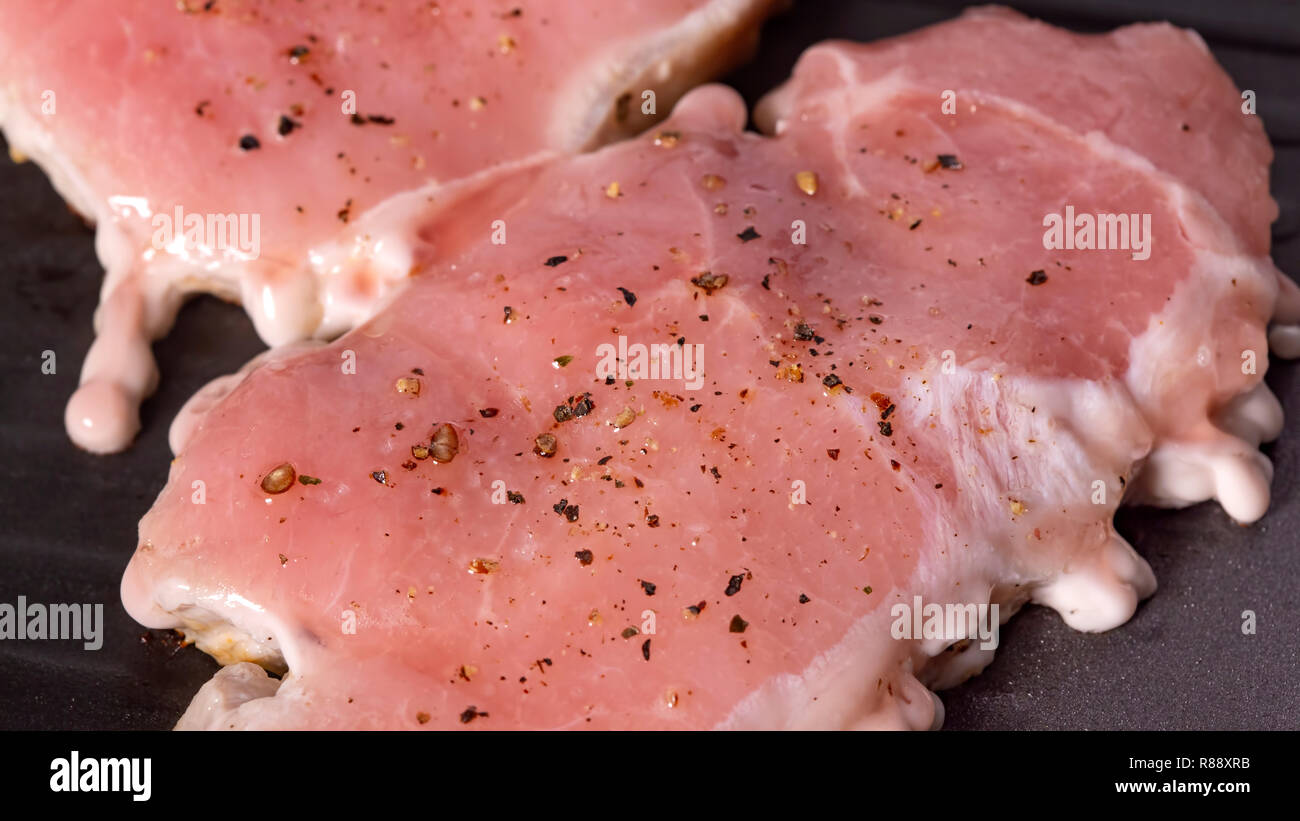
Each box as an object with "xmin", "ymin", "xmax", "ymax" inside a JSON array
[
  {"xmin": 123, "ymin": 8, "xmax": 1291, "ymax": 729},
  {"xmin": 0, "ymin": 0, "xmax": 778, "ymax": 453}
]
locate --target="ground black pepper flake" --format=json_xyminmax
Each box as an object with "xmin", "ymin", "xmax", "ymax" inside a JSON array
[
  {"xmin": 729, "ymin": 615, "xmax": 748, "ymax": 633},
  {"xmin": 646, "ymin": 514, "xmax": 661, "ymax": 528},
  {"xmin": 798, "ymin": 593, "xmax": 810, "ymax": 604},
  {"xmin": 909, "ymin": 219, "xmax": 922, "ymax": 230},
  {"xmin": 725, "ymin": 574, "xmax": 745, "ymax": 597},
  {"xmin": 937, "ymin": 154, "xmax": 963, "ymax": 169},
  {"xmin": 507, "ymin": 491, "xmax": 525, "ymax": 504},
  {"xmin": 878, "ymin": 421, "xmax": 893, "ymax": 437},
  {"xmin": 823, "ymin": 374, "xmax": 843, "ymax": 390},
  {"xmin": 689, "ymin": 404, "xmax": 702, "ymax": 412},
  {"xmin": 563, "ymin": 504, "xmax": 580, "ymax": 522},
  {"xmin": 459, "ymin": 706, "xmax": 486, "ymax": 724},
  {"xmin": 621, "ymin": 626, "xmax": 639, "ymax": 639},
  {"xmin": 371, "ymin": 470, "xmax": 387, "ymax": 484},
  {"xmin": 553, "ymin": 392, "xmax": 595, "ymax": 423},
  {"xmin": 737, "ymin": 226, "xmax": 761, "ymax": 242},
  {"xmin": 1026, "ymin": 270, "xmax": 1048, "ymax": 285},
  {"xmin": 794, "ymin": 322, "xmax": 815, "ymax": 341},
  {"xmin": 574, "ymin": 549, "xmax": 594, "ymax": 566},
  {"xmin": 642, "ymin": 639, "xmax": 651, "ymax": 661},
  {"xmin": 826, "ymin": 449, "xmax": 840, "ymax": 461},
  {"xmin": 640, "ymin": 580, "xmax": 657, "ymax": 596},
  {"xmin": 544, "ymin": 255, "xmax": 568, "ymax": 267},
  {"xmin": 277, "ymin": 115, "xmax": 299, "ymax": 136},
  {"xmin": 478, "ymin": 408, "xmax": 499, "ymax": 418},
  {"xmin": 238, "ymin": 134, "xmax": 261, "ymax": 151},
  {"xmin": 552, "ymin": 498, "xmax": 568, "ymax": 515},
  {"xmin": 597, "ymin": 455, "xmax": 613, "ymax": 466},
  {"xmin": 617, "ymin": 287, "xmax": 637, "ymax": 306}
]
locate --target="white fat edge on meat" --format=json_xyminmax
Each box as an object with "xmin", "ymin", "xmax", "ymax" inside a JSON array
[
  {"xmin": 715, "ymin": 361, "xmax": 1153, "ymax": 730},
  {"xmin": 554, "ymin": 0, "xmax": 779, "ymax": 150}
]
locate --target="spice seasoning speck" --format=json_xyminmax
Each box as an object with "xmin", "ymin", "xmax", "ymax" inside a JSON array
[
  {"xmin": 534, "ymin": 433, "xmax": 558, "ymax": 458},
  {"xmin": 261, "ymin": 463, "xmax": 296, "ymax": 494},
  {"xmin": 794, "ymin": 170, "xmax": 819, "ymax": 196},
  {"xmin": 429, "ymin": 423, "xmax": 459, "ymax": 463},
  {"xmin": 691, "ymin": 271, "xmax": 729, "ymax": 294},
  {"xmin": 724, "ymin": 574, "xmax": 745, "ymax": 596}
]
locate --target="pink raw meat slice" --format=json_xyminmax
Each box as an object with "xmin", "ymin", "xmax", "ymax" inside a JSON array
[
  {"xmin": 0, "ymin": 0, "xmax": 779, "ymax": 453},
  {"xmin": 123, "ymin": 9, "xmax": 1291, "ymax": 729}
]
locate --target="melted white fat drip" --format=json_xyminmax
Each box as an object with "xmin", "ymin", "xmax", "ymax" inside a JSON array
[{"xmin": 175, "ymin": 663, "xmax": 281, "ymax": 730}]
